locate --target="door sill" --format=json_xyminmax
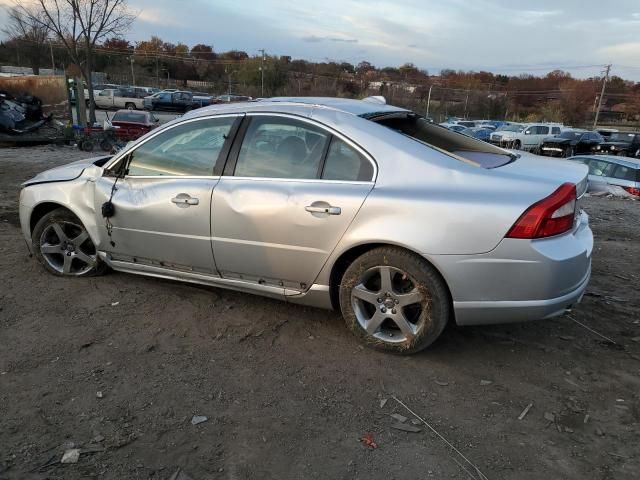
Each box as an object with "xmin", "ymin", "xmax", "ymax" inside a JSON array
[{"xmin": 100, "ymin": 252, "xmax": 286, "ymax": 300}]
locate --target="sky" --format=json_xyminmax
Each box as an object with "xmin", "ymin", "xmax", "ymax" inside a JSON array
[{"xmin": 2, "ymin": 0, "xmax": 640, "ymax": 80}]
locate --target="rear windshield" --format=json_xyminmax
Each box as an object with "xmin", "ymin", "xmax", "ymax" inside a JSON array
[
  {"xmin": 609, "ymin": 133, "xmax": 636, "ymax": 143},
  {"xmin": 560, "ymin": 130, "xmax": 584, "ymax": 139},
  {"xmin": 113, "ymin": 111, "xmax": 147, "ymax": 123},
  {"xmin": 372, "ymin": 114, "xmax": 514, "ymax": 168}
]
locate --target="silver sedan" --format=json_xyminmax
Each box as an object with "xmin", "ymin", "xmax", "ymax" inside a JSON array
[{"xmin": 19, "ymin": 97, "xmax": 593, "ymax": 354}]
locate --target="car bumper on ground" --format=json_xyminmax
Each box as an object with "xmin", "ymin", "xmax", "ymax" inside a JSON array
[{"xmin": 429, "ymin": 210, "xmax": 593, "ymax": 326}]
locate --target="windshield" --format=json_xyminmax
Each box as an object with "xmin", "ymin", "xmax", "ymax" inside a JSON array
[
  {"xmin": 371, "ymin": 114, "xmax": 514, "ymax": 168},
  {"xmin": 609, "ymin": 132, "xmax": 636, "ymax": 143},
  {"xmin": 559, "ymin": 131, "xmax": 584, "ymax": 139},
  {"xmin": 497, "ymin": 124, "xmax": 524, "ymax": 132}
]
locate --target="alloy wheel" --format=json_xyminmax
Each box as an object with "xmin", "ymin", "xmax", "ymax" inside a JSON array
[
  {"xmin": 39, "ymin": 220, "xmax": 97, "ymax": 276},
  {"xmin": 351, "ymin": 266, "xmax": 430, "ymax": 343}
]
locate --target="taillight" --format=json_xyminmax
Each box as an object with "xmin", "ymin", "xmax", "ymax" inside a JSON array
[
  {"xmin": 623, "ymin": 186, "xmax": 640, "ymax": 197},
  {"xmin": 506, "ymin": 183, "xmax": 577, "ymax": 239}
]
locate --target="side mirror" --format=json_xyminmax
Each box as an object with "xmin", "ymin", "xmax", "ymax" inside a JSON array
[{"xmin": 524, "ymin": 130, "xmax": 531, "ymax": 135}]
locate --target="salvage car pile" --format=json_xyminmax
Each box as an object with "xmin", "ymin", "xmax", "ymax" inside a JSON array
[{"xmin": 0, "ymin": 90, "xmax": 51, "ymax": 134}]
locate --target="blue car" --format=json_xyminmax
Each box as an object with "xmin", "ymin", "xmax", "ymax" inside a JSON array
[{"xmin": 461, "ymin": 127, "xmax": 493, "ymax": 142}]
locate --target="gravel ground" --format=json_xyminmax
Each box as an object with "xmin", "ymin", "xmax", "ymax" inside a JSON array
[{"xmin": 0, "ymin": 145, "xmax": 639, "ymax": 480}]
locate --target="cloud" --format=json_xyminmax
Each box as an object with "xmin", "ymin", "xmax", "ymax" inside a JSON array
[
  {"xmin": 597, "ymin": 42, "xmax": 640, "ymax": 63},
  {"xmin": 302, "ymin": 35, "xmax": 358, "ymax": 43}
]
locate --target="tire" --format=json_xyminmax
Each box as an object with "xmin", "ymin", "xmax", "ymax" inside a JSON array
[
  {"xmin": 565, "ymin": 146, "xmax": 574, "ymax": 158},
  {"xmin": 339, "ymin": 247, "xmax": 450, "ymax": 354},
  {"xmin": 513, "ymin": 140, "xmax": 521, "ymax": 150},
  {"xmin": 125, "ymin": 102, "xmax": 136, "ymax": 110},
  {"xmin": 99, "ymin": 139, "xmax": 113, "ymax": 152},
  {"xmin": 31, "ymin": 208, "xmax": 107, "ymax": 277},
  {"xmin": 80, "ymin": 139, "xmax": 94, "ymax": 152}
]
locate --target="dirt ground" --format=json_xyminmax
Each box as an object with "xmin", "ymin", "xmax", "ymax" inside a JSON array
[{"xmin": 0, "ymin": 145, "xmax": 639, "ymax": 480}]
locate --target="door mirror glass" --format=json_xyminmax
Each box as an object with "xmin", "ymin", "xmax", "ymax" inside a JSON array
[
  {"xmin": 234, "ymin": 116, "xmax": 329, "ymax": 179},
  {"xmin": 126, "ymin": 117, "xmax": 236, "ymax": 176}
]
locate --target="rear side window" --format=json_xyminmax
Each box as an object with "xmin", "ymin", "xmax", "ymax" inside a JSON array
[
  {"xmin": 322, "ymin": 138, "xmax": 373, "ymax": 181},
  {"xmin": 127, "ymin": 117, "xmax": 236, "ymax": 176},
  {"xmin": 551, "ymin": 127, "xmax": 561, "ymax": 134},
  {"xmin": 234, "ymin": 116, "xmax": 330, "ymax": 179},
  {"xmin": 611, "ymin": 165, "xmax": 639, "ymax": 181},
  {"xmin": 586, "ymin": 159, "xmax": 614, "ymax": 177}
]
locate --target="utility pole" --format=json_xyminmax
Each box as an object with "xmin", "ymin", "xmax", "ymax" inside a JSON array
[
  {"xmin": 130, "ymin": 57, "xmax": 136, "ymax": 86},
  {"xmin": 259, "ymin": 49, "xmax": 265, "ymax": 97},
  {"xmin": 463, "ymin": 89, "xmax": 470, "ymax": 119},
  {"xmin": 49, "ymin": 41, "xmax": 55, "ymax": 74},
  {"xmin": 425, "ymin": 84, "xmax": 433, "ymax": 118},
  {"xmin": 155, "ymin": 56, "xmax": 159, "ymax": 88},
  {"xmin": 593, "ymin": 64, "xmax": 611, "ymax": 129}
]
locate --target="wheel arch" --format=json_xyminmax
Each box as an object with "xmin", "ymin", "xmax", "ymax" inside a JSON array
[
  {"xmin": 327, "ymin": 242, "xmax": 453, "ymax": 312},
  {"xmin": 29, "ymin": 202, "xmax": 73, "ymax": 235}
]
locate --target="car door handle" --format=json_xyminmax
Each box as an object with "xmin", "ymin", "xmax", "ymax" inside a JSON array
[
  {"xmin": 171, "ymin": 194, "xmax": 199, "ymax": 206},
  {"xmin": 305, "ymin": 205, "xmax": 341, "ymax": 215}
]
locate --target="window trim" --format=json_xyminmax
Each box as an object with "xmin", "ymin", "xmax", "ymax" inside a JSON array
[
  {"xmin": 103, "ymin": 113, "xmax": 244, "ymax": 178},
  {"xmin": 221, "ymin": 112, "xmax": 377, "ymax": 182}
]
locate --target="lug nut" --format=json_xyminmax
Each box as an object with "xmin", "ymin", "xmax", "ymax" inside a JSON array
[
  {"xmin": 394, "ymin": 299, "xmax": 399, "ymax": 304},
  {"xmin": 381, "ymin": 307, "xmax": 387, "ymax": 313},
  {"xmin": 392, "ymin": 309, "xmax": 397, "ymax": 314},
  {"xmin": 377, "ymin": 298, "xmax": 383, "ymax": 303}
]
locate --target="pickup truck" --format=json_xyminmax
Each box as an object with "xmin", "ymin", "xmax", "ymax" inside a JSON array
[
  {"xmin": 93, "ymin": 88, "xmax": 144, "ymax": 110},
  {"xmin": 143, "ymin": 90, "xmax": 193, "ymax": 112}
]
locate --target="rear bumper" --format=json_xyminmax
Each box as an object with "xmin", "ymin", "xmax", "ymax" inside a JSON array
[
  {"xmin": 429, "ymin": 211, "xmax": 593, "ymax": 326},
  {"xmin": 452, "ymin": 264, "xmax": 590, "ymax": 325}
]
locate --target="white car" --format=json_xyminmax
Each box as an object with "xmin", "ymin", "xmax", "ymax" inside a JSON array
[
  {"xmin": 490, "ymin": 123, "xmax": 562, "ymax": 151},
  {"xmin": 93, "ymin": 88, "xmax": 144, "ymax": 110}
]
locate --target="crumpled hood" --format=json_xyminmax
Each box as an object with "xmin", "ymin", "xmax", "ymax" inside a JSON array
[{"xmin": 22, "ymin": 156, "xmax": 110, "ymax": 186}]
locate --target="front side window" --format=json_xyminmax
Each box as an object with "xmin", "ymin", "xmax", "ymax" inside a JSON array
[
  {"xmin": 322, "ymin": 138, "xmax": 373, "ymax": 181},
  {"xmin": 126, "ymin": 117, "xmax": 236, "ymax": 176},
  {"xmin": 234, "ymin": 116, "xmax": 329, "ymax": 179}
]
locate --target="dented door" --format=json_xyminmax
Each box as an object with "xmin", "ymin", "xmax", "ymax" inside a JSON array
[{"xmin": 211, "ymin": 178, "xmax": 372, "ymax": 291}]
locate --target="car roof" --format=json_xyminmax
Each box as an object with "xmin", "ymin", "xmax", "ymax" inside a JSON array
[{"xmin": 571, "ymin": 154, "xmax": 640, "ymax": 168}]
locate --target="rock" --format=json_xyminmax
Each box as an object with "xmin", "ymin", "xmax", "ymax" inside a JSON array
[
  {"xmin": 379, "ymin": 398, "xmax": 388, "ymax": 408},
  {"xmin": 391, "ymin": 423, "xmax": 421, "ymax": 433},
  {"xmin": 596, "ymin": 427, "xmax": 605, "ymax": 436},
  {"xmin": 96, "ymin": 391, "xmax": 104, "ymax": 399},
  {"xmin": 61, "ymin": 449, "xmax": 81, "ymax": 464},
  {"xmin": 434, "ymin": 380, "xmax": 449, "ymax": 386},
  {"xmin": 92, "ymin": 434, "xmax": 105, "ymax": 443},
  {"xmin": 544, "ymin": 412, "xmax": 555, "ymax": 422},
  {"xmin": 191, "ymin": 415, "xmax": 208, "ymax": 425},
  {"xmin": 480, "ymin": 380, "xmax": 493, "ymax": 386},
  {"xmin": 111, "ymin": 301, "xmax": 119, "ymax": 306},
  {"xmin": 390, "ymin": 413, "xmax": 408, "ymax": 423}
]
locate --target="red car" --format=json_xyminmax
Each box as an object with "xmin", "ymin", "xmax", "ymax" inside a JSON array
[{"xmin": 109, "ymin": 109, "xmax": 159, "ymax": 141}]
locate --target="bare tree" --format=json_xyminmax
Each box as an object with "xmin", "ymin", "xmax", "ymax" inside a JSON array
[
  {"xmin": 2, "ymin": 6, "xmax": 50, "ymax": 75},
  {"xmin": 17, "ymin": 0, "xmax": 135, "ymax": 123}
]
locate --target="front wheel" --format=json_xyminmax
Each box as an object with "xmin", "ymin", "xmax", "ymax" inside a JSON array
[
  {"xmin": 125, "ymin": 102, "xmax": 136, "ymax": 110},
  {"xmin": 513, "ymin": 140, "xmax": 521, "ymax": 150},
  {"xmin": 339, "ymin": 247, "xmax": 450, "ymax": 354},
  {"xmin": 31, "ymin": 208, "xmax": 107, "ymax": 277}
]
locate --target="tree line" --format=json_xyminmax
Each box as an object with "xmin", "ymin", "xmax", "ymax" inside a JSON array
[{"xmin": 2, "ymin": 0, "xmax": 639, "ymax": 126}]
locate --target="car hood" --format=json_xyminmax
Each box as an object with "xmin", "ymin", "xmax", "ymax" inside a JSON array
[
  {"xmin": 22, "ymin": 156, "xmax": 110, "ymax": 186},
  {"xmin": 542, "ymin": 137, "xmax": 571, "ymax": 145}
]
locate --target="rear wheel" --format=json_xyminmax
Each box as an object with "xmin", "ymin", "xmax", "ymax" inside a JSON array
[
  {"xmin": 339, "ymin": 247, "xmax": 450, "ymax": 354},
  {"xmin": 31, "ymin": 208, "xmax": 107, "ymax": 277},
  {"xmin": 565, "ymin": 146, "xmax": 574, "ymax": 157},
  {"xmin": 125, "ymin": 102, "xmax": 136, "ymax": 110},
  {"xmin": 513, "ymin": 140, "xmax": 521, "ymax": 150}
]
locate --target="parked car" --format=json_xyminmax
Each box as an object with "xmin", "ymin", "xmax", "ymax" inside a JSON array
[
  {"xmin": 461, "ymin": 127, "xmax": 493, "ymax": 142},
  {"xmin": 490, "ymin": 123, "xmax": 562, "ymax": 150},
  {"xmin": 568, "ymin": 154, "xmax": 640, "ymax": 198},
  {"xmin": 441, "ymin": 123, "xmax": 468, "ymax": 133},
  {"xmin": 191, "ymin": 93, "xmax": 215, "ymax": 108},
  {"xmin": 540, "ymin": 130, "xmax": 604, "ymax": 157},
  {"xmin": 592, "ymin": 132, "xmax": 640, "ymax": 157},
  {"xmin": 94, "ymin": 88, "xmax": 144, "ymax": 110},
  {"xmin": 596, "ymin": 128, "xmax": 618, "ymax": 139},
  {"xmin": 216, "ymin": 94, "xmax": 252, "ymax": 103},
  {"xmin": 108, "ymin": 109, "xmax": 159, "ymax": 141},
  {"xmin": 19, "ymin": 96, "xmax": 591, "ymax": 354},
  {"xmin": 143, "ymin": 90, "xmax": 193, "ymax": 112}
]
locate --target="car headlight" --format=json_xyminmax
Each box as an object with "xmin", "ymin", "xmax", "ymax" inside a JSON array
[
  {"xmin": 596, "ymin": 145, "xmax": 601, "ymax": 150},
  {"xmin": 611, "ymin": 146, "xmax": 616, "ymax": 151}
]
